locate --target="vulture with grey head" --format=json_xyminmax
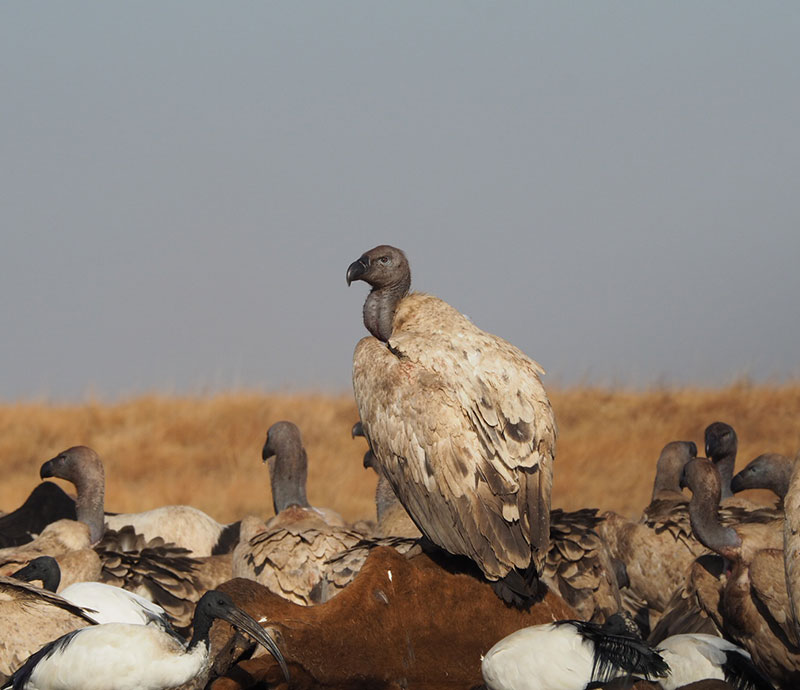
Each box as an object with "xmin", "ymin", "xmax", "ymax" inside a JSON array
[{"xmin": 346, "ymin": 245, "xmax": 557, "ymax": 605}]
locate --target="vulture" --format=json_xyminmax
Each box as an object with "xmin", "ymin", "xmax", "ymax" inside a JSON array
[
  {"xmin": 681, "ymin": 456, "xmax": 800, "ymax": 686},
  {"xmin": 232, "ymin": 421, "xmax": 366, "ymax": 605},
  {"xmin": 347, "ymin": 245, "xmax": 557, "ymax": 605},
  {"xmin": 39, "ymin": 446, "xmax": 235, "ymax": 557},
  {"xmin": 36, "ymin": 447, "xmax": 233, "ymax": 630}
]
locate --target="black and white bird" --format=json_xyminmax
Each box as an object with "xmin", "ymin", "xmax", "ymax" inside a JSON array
[
  {"xmin": 480, "ymin": 614, "xmax": 668, "ymax": 690},
  {"xmin": 656, "ymin": 633, "xmax": 776, "ymax": 690},
  {"xmin": 12, "ymin": 556, "xmax": 174, "ymax": 629},
  {"xmin": 4, "ymin": 589, "xmax": 289, "ymax": 690}
]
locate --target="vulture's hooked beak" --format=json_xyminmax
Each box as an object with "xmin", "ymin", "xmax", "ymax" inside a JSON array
[
  {"xmin": 346, "ymin": 256, "xmax": 369, "ymax": 285},
  {"xmin": 351, "ymin": 421, "xmax": 363, "ymax": 439},
  {"xmin": 40, "ymin": 459, "xmax": 56, "ymax": 479},
  {"xmin": 262, "ymin": 444, "xmax": 275, "ymax": 463}
]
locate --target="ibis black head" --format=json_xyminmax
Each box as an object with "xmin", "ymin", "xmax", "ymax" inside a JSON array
[
  {"xmin": 193, "ymin": 589, "xmax": 290, "ymax": 684},
  {"xmin": 12, "ymin": 555, "xmax": 61, "ymax": 592}
]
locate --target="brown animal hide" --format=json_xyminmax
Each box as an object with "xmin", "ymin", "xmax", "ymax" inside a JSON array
[{"xmin": 209, "ymin": 547, "xmax": 576, "ymax": 690}]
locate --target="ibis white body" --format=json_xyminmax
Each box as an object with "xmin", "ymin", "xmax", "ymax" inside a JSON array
[
  {"xmin": 16, "ymin": 623, "xmax": 204, "ymax": 690},
  {"xmin": 481, "ymin": 623, "xmax": 603, "ymax": 690},
  {"xmin": 59, "ymin": 582, "xmax": 170, "ymax": 626}
]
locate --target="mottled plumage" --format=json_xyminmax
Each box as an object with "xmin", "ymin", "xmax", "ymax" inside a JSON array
[{"xmin": 232, "ymin": 422, "xmax": 367, "ymax": 605}]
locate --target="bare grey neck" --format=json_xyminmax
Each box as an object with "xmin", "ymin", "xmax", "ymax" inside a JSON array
[
  {"xmin": 688, "ymin": 482, "xmax": 741, "ymax": 555},
  {"xmin": 713, "ymin": 455, "xmax": 736, "ymax": 500},
  {"xmin": 363, "ymin": 279, "xmax": 410, "ymax": 342},
  {"xmin": 270, "ymin": 447, "xmax": 310, "ymax": 514},
  {"xmin": 652, "ymin": 458, "xmax": 686, "ymax": 500},
  {"xmin": 73, "ymin": 471, "xmax": 106, "ymax": 545}
]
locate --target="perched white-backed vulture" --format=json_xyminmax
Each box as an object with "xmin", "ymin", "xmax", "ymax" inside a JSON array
[
  {"xmin": 0, "ymin": 575, "xmax": 98, "ymax": 679},
  {"xmin": 681, "ymin": 456, "xmax": 800, "ymax": 686},
  {"xmin": 232, "ymin": 422, "xmax": 367, "ymax": 605},
  {"xmin": 39, "ymin": 446, "xmax": 236, "ymax": 557},
  {"xmin": 346, "ymin": 245, "xmax": 556, "ymax": 605}
]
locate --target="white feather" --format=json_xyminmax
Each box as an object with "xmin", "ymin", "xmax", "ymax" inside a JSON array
[{"xmin": 21, "ymin": 624, "xmax": 203, "ymax": 690}]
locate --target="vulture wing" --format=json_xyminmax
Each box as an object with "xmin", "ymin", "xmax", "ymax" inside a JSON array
[{"xmin": 353, "ymin": 293, "xmax": 556, "ymax": 583}]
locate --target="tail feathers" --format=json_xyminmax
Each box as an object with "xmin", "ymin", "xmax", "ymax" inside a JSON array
[{"xmin": 490, "ymin": 564, "xmax": 543, "ymax": 608}]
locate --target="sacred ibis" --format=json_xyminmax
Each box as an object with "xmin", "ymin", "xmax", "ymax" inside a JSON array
[
  {"xmin": 4, "ymin": 589, "xmax": 289, "ymax": 690},
  {"xmin": 480, "ymin": 614, "xmax": 669, "ymax": 690},
  {"xmin": 12, "ymin": 556, "xmax": 176, "ymax": 629}
]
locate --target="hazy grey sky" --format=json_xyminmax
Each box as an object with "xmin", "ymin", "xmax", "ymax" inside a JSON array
[{"xmin": 2, "ymin": 3, "xmax": 798, "ymax": 401}]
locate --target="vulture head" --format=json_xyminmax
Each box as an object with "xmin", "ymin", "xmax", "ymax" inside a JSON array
[
  {"xmin": 704, "ymin": 421, "xmax": 738, "ymax": 498},
  {"xmin": 731, "ymin": 452, "xmax": 792, "ymax": 498},
  {"xmin": 261, "ymin": 421, "xmax": 310, "ymax": 514},
  {"xmin": 40, "ymin": 445, "xmax": 106, "ymax": 544},
  {"xmin": 346, "ymin": 245, "xmax": 411, "ymax": 291},
  {"xmin": 704, "ymin": 421, "xmax": 737, "ymax": 461},
  {"xmin": 652, "ymin": 440, "xmax": 697, "ymax": 499},
  {"xmin": 347, "ymin": 245, "xmax": 412, "ymax": 341},
  {"xmin": 40, "ymin": 445, "xmax": 105, "ymax": 489}
]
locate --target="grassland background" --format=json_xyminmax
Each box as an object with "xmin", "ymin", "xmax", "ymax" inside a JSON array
[{"xmin": 1, "ymin": 384, "xmax": 798, "ymax": 523}]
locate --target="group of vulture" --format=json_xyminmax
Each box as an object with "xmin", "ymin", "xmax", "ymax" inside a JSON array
[{"xmin": 0, "ymin": 244, "xmax": 797, "ymax": 690}]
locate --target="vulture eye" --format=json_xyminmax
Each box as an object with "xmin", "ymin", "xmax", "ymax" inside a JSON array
[{"xmin": 378, "ymin": 256, "xmax": 390, "ymax": 265}]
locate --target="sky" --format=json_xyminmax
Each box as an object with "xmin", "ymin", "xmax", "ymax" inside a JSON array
[{"xmin": 1, "ymin": 3, "xmax": 798, "ymax": 401}]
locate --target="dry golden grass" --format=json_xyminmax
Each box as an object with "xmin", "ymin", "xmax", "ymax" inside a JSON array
[{"xmin": 1, "ymin": 383, "xmax": 798, "ymax": 524}]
